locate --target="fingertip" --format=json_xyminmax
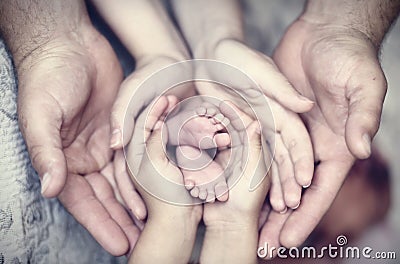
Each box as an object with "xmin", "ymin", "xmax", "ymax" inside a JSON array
[
  {"xmin": 280, "ymin": 229, "xmax": 304, "ymax": 248},
  {"xmin": 294, "ymin": 163, "xmax": 314, "ymax": 188},
  {"xmin": 133, "ymin": 207, "xmax": 147, "ymax": 221},
  {"xmin": 107, "ymin": 236, "xmax": 130, "ymax": 256},
  {"xmin": 346, "ymin": 130, "xmax": 372, "ymax": 159},
  {"xmin": 110, "ymin": 128, "xmax": 123, "ymax": 149},
  {"xmin": 38, "ymin": 153, "xmax": 68, "ymax": 198},
  {"xmin": 297, "ymin": 96, "xmax": 315, "ymax": 113},
  {"xmin": 270, "ymin": 196, "xmax": 286, "ymax": 213}
]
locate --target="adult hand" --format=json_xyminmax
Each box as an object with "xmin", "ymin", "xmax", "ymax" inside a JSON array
[
  {"xmin": 261, "ymin": 16, "xmax": 387, "ymax": 249},
  {"xmin": 14, "ymin": 19, "xmax": 141, "ymax": 255}
]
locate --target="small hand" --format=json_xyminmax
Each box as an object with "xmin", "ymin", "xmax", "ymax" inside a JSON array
[
  {"xmin": 203, "ymin": 101, "xmax": 269, "ymax": 225},
  {"xmin": 125, "ymin": 96, "xmax": 202, "ymax": 263},
  {"xmin": 201, "ymin": 102, "xmax": 270, "ymax": 264}
]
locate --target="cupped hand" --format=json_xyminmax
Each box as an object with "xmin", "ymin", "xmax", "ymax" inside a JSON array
[
  {"xmin": 125, "ymin": 96, "xmax": 202, "ymax": 219},
  {"xmin": 262, "ymin": 18, "xmax": 387, "ymax": 249},
  {"xmin": 196, "ymin": 39, "xmax": 314, "ymax": 211},
  {"xmin": 202, "ymin": 101, "xmax": 270, "ymax": 225},
  {"xmin": 125, "ymin": 96, "xmax": 202, "ymax": 263},
  {"xmin": 17, "ymin": 26, "xmax": 141, "ymax": 255},
  {"xmin": 109, "ymin": 55, "xmax": 190, "ymax": 149}
]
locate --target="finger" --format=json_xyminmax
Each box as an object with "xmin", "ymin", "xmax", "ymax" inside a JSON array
[
  {"xmin": 345, "ymin": 62, "xmax": 387, "ymax": 159},
  {"xmin": 110, "ymin": 62, "xmax": 191, "ymax": 149},
  {"xmin": 215, "ymin": 41, "xmax": 314, "ymax": 113},
  {"xmin": 143, "ymin": 96, "xmax": 169, "ymax": 141},
  {"xmin": 18, "ymin": 96, "xmax": 67, "ymax": 198},
  {"xmin": 273, "ymin": 135, "xmax": 301, "ymax": 209},
  {"xmin": 145, "ymin": 125, "xmax": 167, "ymax": 163},
  {"xmin": 279, "ymin": 159, "xmax": 353, "ymax": 247},
  {"xmin": 114, "ymin": 149, "xmax": 147, "ymax": 220},
  {"xmin": 219, "ymin": 100, "xmax": 252, "ymax": 129},
  {"xmin": 258, "ymin": 208, "xmax": 291, "ymax": 260},
  {"xmin": 126, "ymin": 96, "xmax": 170, "ymax": 175},
  {"xmin": 246, "ymin": 121, "xmax": 270, "ymax": 191},
  {"xmin": 269, "ymin": 161, "xmax": 286, "ymax": 212},
  {"xmin": 110, "ymin": 71, "xmax": 158, "ymax": 149},
  {"xmin": 272, "ymin": 100, "xmax": 314, "ymax": 188},
  {"xmin": 86, "ymin": 173, "xmax": 141, "ymax": 255},
  {"xmin": 58, "ymin": 173, "xmax": 129, "ymax": 256}
]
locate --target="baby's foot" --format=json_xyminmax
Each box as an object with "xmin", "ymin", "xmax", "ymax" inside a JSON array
[
  {"xmin": 166, "ymin": 104, "xmax": 230, "ymax": 149},
  {"xmin": 176, "ymin": 145, "xmax": 229, "ymax": 203}
]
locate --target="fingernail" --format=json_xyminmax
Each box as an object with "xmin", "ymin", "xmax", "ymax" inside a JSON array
[
  {"xmin": 300, "ymin": 95, "xmax": 313, "ymax": 103},
  {"xmin": 279, "ymin": 207, "xmax": 288, "ymax": 214},
  {"xmin": 303, "ymin": 182, "xmax": 311, "ymax": 188},
  {"xmin": 41, "ymin": 172, "xmax": 51, "ymax": 195},
  {"xmin": 255, "ymin": 124, "xmax": 261, "ymax": 135},
  {"xmin": 110, "ymin": 129, "xmax": 121, "ymax": 148},
  {"xmin": 132, "ymin": 210, "xmax": 141, "ymax": 221},
  {"xmin": 291, "ymin": 202, "xmax": 300, "ymax": 210},
  {"xmin": 154, "ymin": 121, "xmax": 162, "ymax": 130},
  {"xmin": 362, "ymin": 134, "xmax": 371, "ymax": 157}
]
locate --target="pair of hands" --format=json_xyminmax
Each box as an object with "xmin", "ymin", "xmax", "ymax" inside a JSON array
[{"xmin": 17, "ymin": 9, "xmax": 386, "ymax": 260}]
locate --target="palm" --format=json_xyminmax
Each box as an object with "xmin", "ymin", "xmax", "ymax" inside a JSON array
[
  {"xmin": 49, "ymin": 42, "xmax": 120, "ymax": 174},
  {"xmin": 269, "ymin": 19, "xmax": 387, "ymax": 246},
  {"xmin": 17, "ymin": 33, "xmax": 141, "ymax": 255}
]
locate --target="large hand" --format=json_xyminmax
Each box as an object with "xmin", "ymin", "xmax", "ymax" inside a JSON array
[
  {"xmin": 262, "ymin": 18, "xmax": 387, "ymax": 248},
  {"xmin": 17, "ymin": 27, "xmax": 139, "ymax": 255}
]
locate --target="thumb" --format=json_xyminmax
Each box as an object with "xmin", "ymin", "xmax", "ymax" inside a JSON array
[
  {"xmin": 144, "ymin": 122, "xmax": 167, "ymax": 163},
  {"xmin": 18, "ymin": 97, "xmax": 67, "ymax": 198},
  {"xmin": 246, "ymin": 121, "xmax": 269, "ymax": 191},
  {"xmin": 345, "ymin": 61, "xmax": 387, "ymax": 159}
]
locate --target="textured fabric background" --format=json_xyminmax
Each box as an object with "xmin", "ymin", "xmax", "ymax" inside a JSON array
[{"xmin": 0, "ymin": 40, "xmax": 126, "ymax": 263}]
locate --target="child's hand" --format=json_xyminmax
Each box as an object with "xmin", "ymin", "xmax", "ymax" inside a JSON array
[
  {"xmin": 109, "ymin": 56, "xmax": 189, "ymax": 149},
  {"xmin": 203, "ymin": 101, "xmax": 269, "ymax": 222},
  {"xmin": 200, "ymin": 102, "xmax": 270, "ymax": 264},
  {"xmin": 125, "ymin": 96, "xmax": 202, "ymax": 263},
  {"xmin": 125, "ymin": 95, "xmax": 202, "ymax": 219}
]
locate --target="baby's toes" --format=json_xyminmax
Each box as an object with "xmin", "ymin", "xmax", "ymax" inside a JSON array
[
  {"xmin": 198, "ymin": 188, "xmax": 208, "ymax": 200},
  {"xmin": 215, "ymin": 181, "xmax": 229, "ymax": 202},
  {"xmin": 196, "ymin": 106, "xmax": 207, "ymax": 116},
  {"xmin": 190, "ymin": 187, "xmax": 200, "ymax": 198},
  {"xmin": 214, "ymin": 133, "xmax": 230, "ymax": 148},
  {"xmin": 184, "ymin": 179, "xmax": 195, "ymax": 191},
  {"xmin": 205, "ymin": 107, "xmax": 217, "ymax": 117},
  {"xmin": 206, "ymin": 191, "xmax": 216, "ymax": 203}
]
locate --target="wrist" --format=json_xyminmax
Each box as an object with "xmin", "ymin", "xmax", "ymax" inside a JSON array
[
  {"xmin": 300, "ymin": 0, "xmax": 400, "ymax": 49},
  {"xmin": 204, "ymin": 214, "xmax": 258, "ymax": 232},
  {"xmin": 0, "ymin": 0, "xmax": 93, "ymax": 69},
  {"xmin": 149, "ymin": 204, "xmax": 202, "ymax": 226},
  {"xmin": 191, "ymin": 24, "xmax": 244, "ymax": 59}
]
